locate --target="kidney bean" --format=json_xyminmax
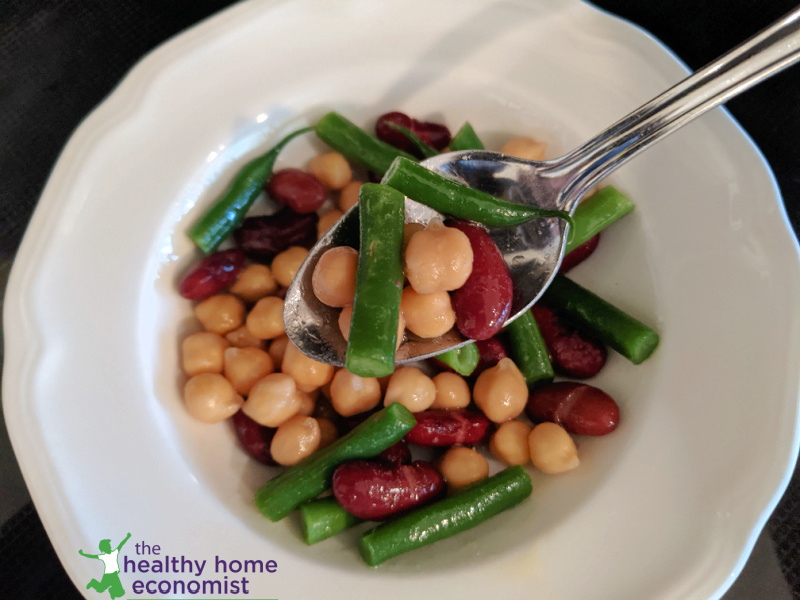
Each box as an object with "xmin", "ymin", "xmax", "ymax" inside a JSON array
[
  {"xmin": 332, "ymin": 459, "xmax": 445, "ymax": 520},
  {"xmin": 473, "ymin": 337, "xmax": 509, "ymax": 377},
  {"xmin": 234, "ymin": 210, "xmax": 318, "ymax": 261},
  {"xmin": 267, "ymin": 168, "xmax": 327, "ymax": 214},
  {"xmin": 375, "ymin": 111, "xmax": 452, "ymax": 155},
  {"xmin": 377, "ymin": 439, "xmax": 412, "ymax": 465},
  {"xmin": 406, "ymin": 409, "xmax": 490, "ymax": 447},
  {"xmin": 231, "ymin": 410, "xmax": 276, "ymax": 465},
  {"xmin": 532, "ymin": 305, "xmax": 607, "ymax": 378},
  {"xmin": 559, "ymin": 233, "xmax": 600, "ymax": 273},
  {"xmin": 447, "ymin": 221, "xmax": 513, "ymax": 340},
  {"xmin": 526, "ymin": 381, "xmax": 619, "ymax": 436},
  {"xmin": 179, "ymin": 249, "xmax": 246, "ymax": 300}
]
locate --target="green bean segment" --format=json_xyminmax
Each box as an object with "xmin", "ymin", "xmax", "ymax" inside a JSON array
[
  {"xmin": 358, "ymin": 465, "xmax": 532, "ymax": 566},
  {"xmin": 345, "ymin": 183, "xmax": 406, "ymax": 377},
  {"xmin": 315, "ymin": 112, "xmax": 416, "ymax": 176},
  {"xmin": 188, "ymin": 127, "xmax": 312, "ymax": 254},
  {"xmin": 386, "ymin": 122, "xmax": 437, "ymax": 158},
  {"xmin": 254, "ymin": 403, "xmax": 416, "ymax": 522},
  {"xmin": 449, "ymin": 122, "xmax": 485, "ymax": 151},
  {"xmin": 506, "ymin": 310, "xmax": 554, "ymax": 387},
  {"xmin": 542, "ymin": 275, "xmax": 659, "ymax": 364},
  {"xmin": 434, "ymin": 342, "xmax": 480, "ymax": 376},
  {"xmin": 382, "ymin": 156, "xmax": 570, "ymax": 227},
  {"xmin": 566, "ymin": 186, "xmax": 635, "ymax": 253},
  {"xmin": 300, "ymin": 497, "xmax": 364, "ymax": 545}
]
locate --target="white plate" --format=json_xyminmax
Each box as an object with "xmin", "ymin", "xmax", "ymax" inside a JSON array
[{"xmin": 4, "ymin": 0, "xmax": 800, "ymax": 598}]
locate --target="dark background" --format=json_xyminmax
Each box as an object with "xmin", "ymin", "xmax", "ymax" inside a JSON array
[{"xmin": 1, "ymin": 0, "xmax": 798, "ymax": 598}]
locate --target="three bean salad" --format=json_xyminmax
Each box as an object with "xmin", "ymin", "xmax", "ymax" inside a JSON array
[{"xmin": 177, "ymin": 110, "xmax": 660, "ymax": 565}]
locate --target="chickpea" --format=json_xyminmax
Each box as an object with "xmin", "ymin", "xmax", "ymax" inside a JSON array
[
  {"xmin": 229, "ymin": 263, "xmax": 278, "ymax": 303},
  {"xmin": 404, "ymin": 220, "xmax": 473, "ymax": 294},
  {"xmin": 225, "ymin": 325, "xmax": 266, "ymax": 349},
  {"xmin": 329, "ymin": 369, "xmax": 382, "ymax": 417},
  {"xmin": 223, "ymin": 346, "xmax": 275, "ymax": 396},
  {"xmin": 195, "ymin": 294, "xmax": 245, "ymax": 334},
  {"xmin": 316, "ymin": 417, "xmax": 339, "ymax": 449},
  {"xmin": 499, "ymin": 136, "xmax": 547, "ymax": 161},
  {"xmin": 184, "ymin": 373, "xmax": 243, "ymax": 424},
  {"xmin": 242, "ymin": 372, "xmax": 302, "ymax": 427},
  {"xmin": 338, "ymin": 180, "xmax": 362, "ymax": 212},
  {"xmin": 528, "ymin": 422, "xmax": 579, "ymax": 474},
  {"xmin": 472, "ymin": 358, "xmax": 528, "ymax": 423},
  {"xmin": 312, "ymin": 246, "xmax": 358, "ymax": 307},
  {"xmin": 271, "ymin": 246, "xmax": 308, "ymax": 288},
  {"xmin": 268, "ymin": 334, "xmax": 290, "ymax": 366},
  {"xmin": 270, "ymin": 415, "xmax": 321, "ymax": 466},
  {"xmin": 182, "ymin": 331, "xmax": 229, "ymax": 376},
  {"xmin": 246, "ymin": 296, "xmax": 285, "ymax": 340},
  {"xmin": 281, "ymin": 340, "xmax": 335, "ymax": 393},
  {"xmin": 339, "ymin": 305, "xmax": 406, "ymax": 349},
  {"xmin": 308, "ymin": 152, "xmax": 352, "ymax": 190},
  {"xmin": 383, "ymin": 367, "xmax": 436, "ymax": 413},
  {"xmin": 490, "ymin": 420, "xmax": 532, "ymax": 466},
  {"xmin": 437, "ymin": 446, "xmax": 489, "ymax": 491},
  {"xmin": 317, "ymin": 209, "xmax": 344, "ymax": 239},
  {"xmin": 400, "ymin": 286, "xmax": 455, "ymax": 338},
  {"xmin": 431, "ymin": 372, "xmax": 471, "ymax": 409}
]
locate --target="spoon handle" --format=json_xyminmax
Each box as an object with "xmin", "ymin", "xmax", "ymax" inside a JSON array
[{"xmin": 547, "ymin": 6, "xmax": 800, "ymax": 210}]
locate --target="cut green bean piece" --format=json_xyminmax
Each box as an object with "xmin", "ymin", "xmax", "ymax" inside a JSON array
[
  {"xmin": 506, "ymin": 310, "xmax": 554, "ymax": 387},
  {"xmin": 386, "ymin": 122, "xmax": 437, "ymax": 158},
  {"xmin": 315, "ymin": 112, "xmax": 416, "ymax": 176},
  {"xmin": 359, "ymin": 465, "xmax": 532, "ymax": 566},
  {"xmin": 449, "ymin": 122, "xmax": 485, "ymax": 151},
  {"xmin": 541, "ymin": 275, "xmax": 659, "ymax": 364},
  {"xmin": 566, "ymin": 186, "xmax": 635, "ymax": 253},
  {"xmin": 434, "ymin": 342, "xmax": 480, "ymax": 376},
  {"xmin": 382, "ymin": 156, "xmax": 571, "ymax": 227},
  {"xmin": 188, "ymin": 127, "xmax": 312, "ymax": 254},
  {"xmin": 300, "ymin": 497, "xmax": 364, "ymax": 545},
  {"xmin": 255, "ymin": 403, "xmax": 416, "ymax": 522},
  {"xmin": 345, "ymin": 183, "xmax": 405, "ymax": 377}
]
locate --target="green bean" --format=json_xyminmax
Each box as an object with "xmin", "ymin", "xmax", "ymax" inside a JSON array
[
  {"xmin": 433, "ymin": 342, "xmax": 480, "ymax": 376},
  {"xmin": 541, "ymin": 275, "xmax": 659, "ymax": 364},
  {"xmin": 381, "ymin": 156, "xmax": 571, "ymax": 227},
  {"xmin": 566, "ymin": 186, "xmax": 635, "ymax": 253},
  {"xmin": 300, "ymin": 497, "xmax": 364, "ymax": 545},
  {"xmin": 505, "ymin": 310, "xmax": 554, "ymax": 387},
  {"xmin": 449, "ymin": 122, "xmax": 485, "ymax": 151},
  {"xmin": 315, "ymin": 112, "xmax": 416, "ymax": 176},
  {"xmin": 358, "ymin": 466, "xmax": 532, "ymax": 566},
  {"xmin": 386, "ymin": 122, "xmax": 437, "ymax": 158},
  {"xmin": 344, "ymin": 184, "xmax": 406, "ymax": 377},
  {"xmin": 254, "ymin": 402, "xmax": 416, "ymax": 522},
  {"xmin": 188, "ymin": 127, "xmax": 312, "ymax": 254}
]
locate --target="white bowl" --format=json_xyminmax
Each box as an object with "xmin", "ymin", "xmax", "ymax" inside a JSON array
[{"xmin": 4, "ymin": 0, "xmax": 800, "ymax": 598}]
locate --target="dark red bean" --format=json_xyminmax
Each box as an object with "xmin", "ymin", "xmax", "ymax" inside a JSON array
[
  {"xmin": 234, "ymin": 210, "xmax": 318, "ymax": 261},
  {"xmin": 332, "ymin": 460, "xmax": 445, "ymax": 520},
  {"xmin": 377, "ymin": 439, "xmax": 412, "ymax": 465},
  {"xmin": 406, "ymin": 409, "xmax": 490, "ymax": 447},
  {"xmin": 559, "ymin": 233, "xmax": 600, "ymax": 273},
  {"xmin": 267, "ymin": 168, "xmax": 327, "ymax": 214},
  {"xmin": 412, "ymin": 120, "xmax": 451, "ymax": 151},
  {"xmin": 375, "ymin": 111, "xmax": 416, "ymax": 153},
  {"xmin": 526, "ymin": 381, "xmax": 619, "ymax": 436},
  {"xmin": 448, "ymin": 221, "xmax": 513, "ymax": 340},
  {"xmin": 473, "ymin": 337, "xmax": 509, "ymax": 377},
  {"xmin": 532, "ymin": 305, "xmax": 607, "ymax": 378},
  {"xmin": 231, "ymin": 410, "xmax": 276, "ymax": 465},
  {"xmin": 178, "ymin": 249, "xmax": 246, "ymax": 300}
]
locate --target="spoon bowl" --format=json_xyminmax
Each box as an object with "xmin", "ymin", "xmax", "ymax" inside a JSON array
[{"xmin": 285, "ymin": 6, "xmax": 800, "ymax": 365}]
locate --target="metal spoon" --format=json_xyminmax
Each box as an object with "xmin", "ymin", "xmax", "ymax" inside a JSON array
[{"xmin": 285, "ymin": 7, "xmax": 800, "ymax": 366}]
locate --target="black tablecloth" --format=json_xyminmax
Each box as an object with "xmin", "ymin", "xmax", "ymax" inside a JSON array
[{"xmin": 1, "ymin": 1, "xmax": 798, "ymax": 598}]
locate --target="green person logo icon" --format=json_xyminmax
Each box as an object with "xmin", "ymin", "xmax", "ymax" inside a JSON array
[{"xmin": 78, "ymin": 533, "xmax": 131, "ymax": 599}]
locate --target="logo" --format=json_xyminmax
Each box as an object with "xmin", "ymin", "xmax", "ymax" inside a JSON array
[{"xmin": 78, "ymin": 533, "xmax": 132, "ymax": 599}]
